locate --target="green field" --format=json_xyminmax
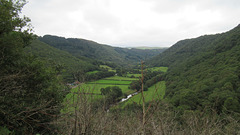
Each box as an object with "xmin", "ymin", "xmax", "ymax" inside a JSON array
[
  {"xmin": 86, "ymin": 70, "xmax": 99, "ymax": 74},
  {"xmin": 120, "ymin": 81, "xmax": 166, "ymax": 107},
  {"xmin": 147, "ymin": 67, "xmax": 168, "ymax": 73},
  {"xmin": 127, "ymin": 73, "xmax": 142, "ymax": 78},
  {"xmin": 70, "ymin": 76, "xmax": 137, "ymax": 96},
  {"xmin": 64, "ymin": 72, "xmax": 166, "ymax": 111},
  {"xmin": 72, "ymin": 83, "xmax": 133, "ymax": 94},
  {"xmin": 88, "ymin": 79, "xmax": 131, "ymax": 85},
  {"xmin": 105, "ymin": 76, "xmax": 138, "ymax": 81},
  {"xmin": 100, "ymin": 65, "xmax": 116, "ymax": 72}
]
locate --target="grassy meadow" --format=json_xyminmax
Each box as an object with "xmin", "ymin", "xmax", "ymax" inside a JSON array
[
  {"xmin": 86, "ymin": 70, "xmax": 99, "ymax": 74},
  {"xmin": 100, "ymin": 65, "xmax": 116, "ymax": 72},
  {"xmin": 147, "ymin": 67, "xmax": 168, "ymax": 73},
  {"xmin": 119, "ymin": 81, "xmax": 166, "ymax": 108},
  {"xmin": 127, "ymin": 73, "xmax": 142, "ymax": 78}
]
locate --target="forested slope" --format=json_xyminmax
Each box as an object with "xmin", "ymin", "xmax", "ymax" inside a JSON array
[
  {"xmin": 39, "ymin": 35, "xmax": 166, "ymax": 66},
  {"xmin": 148, "ymin": 24, "xmax": 240, "ymax": 113},
  {"xmin": 25, "ymin": 39, "xmax": 97, "ymax": 81}
]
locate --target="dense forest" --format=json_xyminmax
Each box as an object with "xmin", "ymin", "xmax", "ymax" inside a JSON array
[
  {"xmin": 148, "ymin": 25, "xmax": 240, "ymax": 114},
  {"xmin": 1, "ymin": 0, "xmax": 240, "ymax": 134},
  {"xmin": 24, "ymin": 39, "xmax": 98, "ymax": 81}
]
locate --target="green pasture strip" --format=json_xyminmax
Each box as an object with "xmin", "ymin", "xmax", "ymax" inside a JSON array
[
  {"xmin": 86, "ymin": 84, "xmax": 133, "ymax": 94},
  {"xmin": 120, "ymin": 81, "xmax": 166, "ymax": 107},
  {"xmin": 100, "ymin": 65, "xmax": 116, "ymax": 72},
  {"xmin": 88, "ymin": 79, "xmax": 132, "ymax": 85},
  {"xmin": 72, "ymin": 83, "xmax": 133, "ymax": 95},
  {"xmin": 105, "ymin": 76, "xmax": 138, "ymax": 81},
  {"xmin": 86, "ymin": 70, "xmax": 99, "ymax": 74},
  {"xmin": 109, "ymin": 69, "xmax": 116, "ymax": 72},
  {"xmin": 87, "ymin": 83, "xmax": 129, "ymax": 85},
  {"xmin": 147, "ymin": 67, "xmax": 168, "ymax": 73},
  {"xmin": 127, "ymin": 74, "xmax": 142, "ymax": 78}
]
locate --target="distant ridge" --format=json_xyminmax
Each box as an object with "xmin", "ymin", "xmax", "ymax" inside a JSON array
[
  {"xmin": 39, "ymin": 35, "xmax": 167, "ymax": 66},
  {"xmin": 130, "ymin": 46, "xmax": 168, "ymax": 50}
]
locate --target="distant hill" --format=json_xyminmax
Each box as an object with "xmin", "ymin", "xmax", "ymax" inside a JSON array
[
  {"xmin": 147, "ymin": 24, "xmax": 240, "ymax": 113},
  {"xmin": 131, "ymin": 46, "xmax": 168, "ymax": 50},
  {"xmin": 25, "ymin": 39, "xmax": 97, "ymax": 82},
  {"xmin": 39, "ymin": 35, "xmax": 166, "ymax": 66}
]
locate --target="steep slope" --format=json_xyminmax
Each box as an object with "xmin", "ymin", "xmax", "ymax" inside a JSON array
[
  {"xmin": 148, "ymin": 24, "xmax": 240, "ymax": 113},
  {"xmin": 25, "ymin": 39, "xmax": 97, "ymax": 81},
  {"xmin": 39, "ymin": 35, "xmax": 166, "ymax": 66},
  {"xmin": 148, "ymin": 34, "xmax": 221, "ymax": 67}
]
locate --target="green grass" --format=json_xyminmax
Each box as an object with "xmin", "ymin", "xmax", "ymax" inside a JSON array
[
  {"xmin": 71, "ymin": 76, "xmax": 137, "ymax": 95},
  {"xmin": 63, "ymin": 73, "xmax": 165, "ymax": 112},
  {"xmin": 86, "ymin": 70, "xmax": 99, "ymax": 74},
  {"xmin": 68, "ymin": 76, "xmax": 165, "ymax": 108},
  {"xmin": 100, "ymin": 65, "xmax": 111, "ymax": 69},
  {"xmin": 100, "ymin": 65, "xmax": 116, "ymax": 72},
  {"xmin": 88, "ymin": 79, "xmax": 132, "ymax": 85},
  {"xmin": 147, "ymin": 67, "xmax": 168, "ymax": 73},
  {"xmin": 127, "ymin": 74, "xmax": 142, "ymax": 78},
  {"xmin": 87, "ymin": 84, "xmax": 133, "ymax": 95},
  {"xmin": 62, "ymin": 88, "xmax": 103, "ymax": 113},
  {"xmin": 105, "ymin": 76, "xmax": 138, "ymax": 81},
  {"xmin": 120, "ymin": 81, "xmax": 166, "ymax": 107}
]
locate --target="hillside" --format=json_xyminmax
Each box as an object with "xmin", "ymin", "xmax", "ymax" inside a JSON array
[
  {"xmin": 148, "ymin": 24, "xmax": 240, "ymax": 113},
  {"xmin": 39, "ymin": 35, "xmax": 166, "ymax": 66},
  {"xmin": 25, "ymin": 39, "xmax": 97, "ymax": 81}
]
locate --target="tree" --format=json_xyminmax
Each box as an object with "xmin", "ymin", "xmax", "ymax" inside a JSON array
[
  {"xmin": 110, "ymin": 86, "xmax": 123, "ymax": 98},
  {"xmin": 0, "ymin": 0, "xmax": 65, "ymax": 134},
  {"xmin": 100, "ymin": 87, "xmax": 111, "ymax": 95},
  {"xmin": 101, "ymin": 86, "xmax": 123, "ymax": 104}
]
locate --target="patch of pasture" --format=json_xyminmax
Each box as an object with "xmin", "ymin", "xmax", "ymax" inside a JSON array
[
  {"xmin": 127, "ymin": 74, "xmax": 142, "ymax": 78},
  {"xmin": 73, "ymin": 83, "xmax": 133, "ymax": 94},
  {"xmin": 88, "ymin": 79, "xmax": 132, "ymax": 85},
  {"xmin": 105, "ymin": 76, "xmax": 138, "ymax": 81},
  {"xmin": 147, "ymin": 67, "xmax": 168, "ymax": 73},
  {"xmin": 100, "ymin": 65, "xmax": 116, "ymax": 72},
  {"xmin": 120, "ymin": 81, "xmax": 166, "ymax": 107},
  {"xmin": 72, "ymin": 76, "xmax": 137, "ymax": 95},
  {"xmin": 86, "ymin": 70, "xmax": 99, "ymax": 74}
]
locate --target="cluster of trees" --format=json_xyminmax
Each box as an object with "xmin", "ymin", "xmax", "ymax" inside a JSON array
[
  {"xmin": 0, "ymin": 0, "xmax": 66, "ymax": 134},
  {"xmin": 100, "ymin": 86, "xmax": 123, "ymax": 104}
]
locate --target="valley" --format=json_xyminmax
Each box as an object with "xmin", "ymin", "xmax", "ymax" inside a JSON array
[
  {"xmin": 1, "ymin": 1, "xmax": 240, "ymax": 133},
  {"xmin": 21, "ymin": 25, "xmax": 240, "ymax": 134}
]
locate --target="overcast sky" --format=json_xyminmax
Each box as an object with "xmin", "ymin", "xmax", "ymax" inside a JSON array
[{"xmin": 22, "ymin": 0, "xmax": 240, "ymax": 47}]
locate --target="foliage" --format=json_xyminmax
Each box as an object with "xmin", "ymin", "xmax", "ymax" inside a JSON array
[
  {"xmin": 85, "ymin": 71, "xmax": 115, "ymax": 81},
  {"xmin": 0, "ymin": 0, "xmax": 65, "ymax": 134},
  {"xmin": 148, "ymin": 24, "xmax": 240, "ymax": 114},
  {"xmin": 25, "ymin": 39, "xmax": 97, "ymax": 82},
  {"xmin": 100, "ymin": 86, "xmax": 123, "ymax": 104}
]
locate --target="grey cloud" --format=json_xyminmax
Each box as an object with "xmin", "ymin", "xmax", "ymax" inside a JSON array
[{"xmin": 22, "ymin": 0, "xmax": 240, "ymax": 47}]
